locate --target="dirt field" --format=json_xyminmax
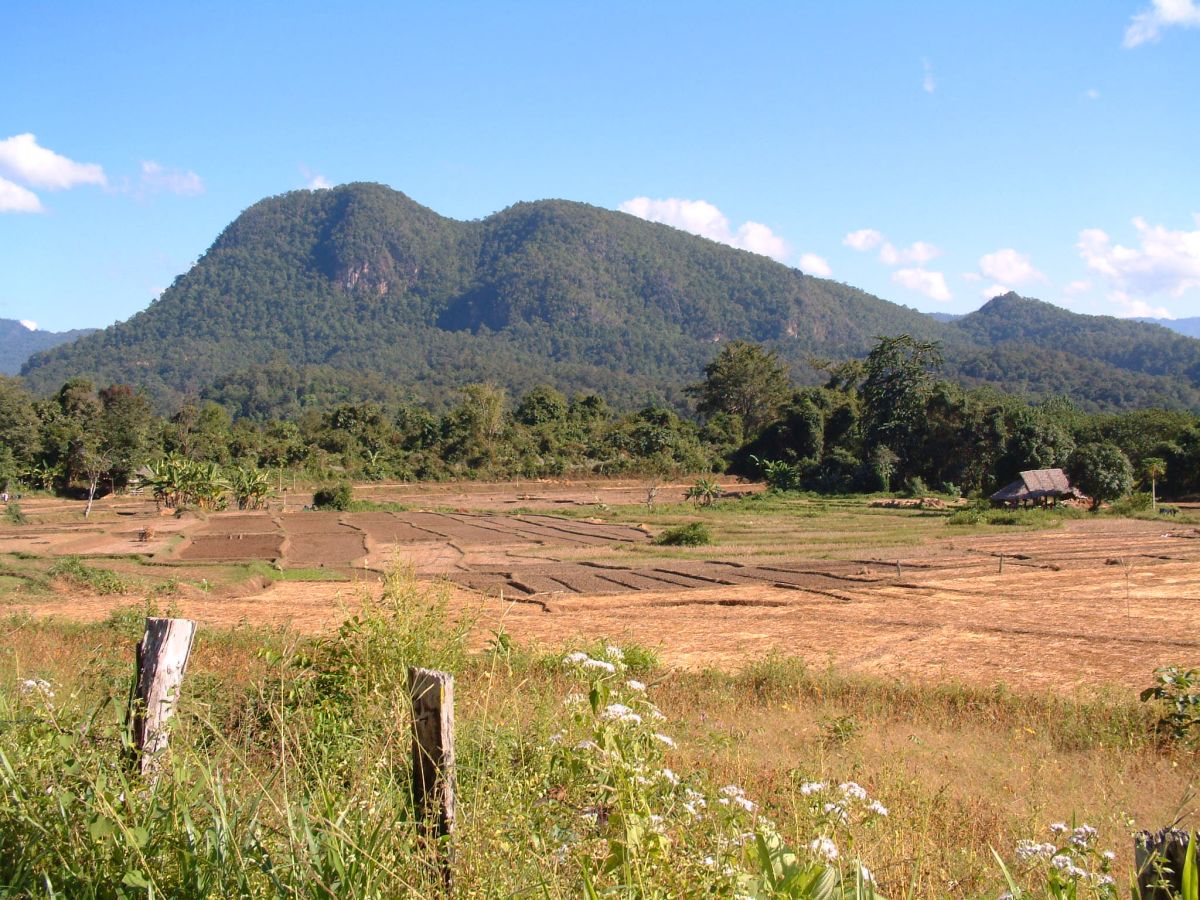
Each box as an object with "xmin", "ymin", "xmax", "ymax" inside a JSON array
[{"xmin": 2, "ymin": 481, "xmax": 1198, "ymax": 693}]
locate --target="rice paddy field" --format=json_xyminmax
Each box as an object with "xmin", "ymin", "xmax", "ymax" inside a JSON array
[{"xmin": 0, "ymin": 479, "xmax": 1197, "ymax": 896}]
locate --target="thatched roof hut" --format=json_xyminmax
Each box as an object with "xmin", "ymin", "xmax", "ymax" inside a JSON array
[{"xmin": 990, "ymin": 468, "xmax": 1078, "ymax": 507}]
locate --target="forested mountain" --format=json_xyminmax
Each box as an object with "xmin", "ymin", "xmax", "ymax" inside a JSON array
[
  {"xmin": 0, "ymin": 319, "xmax": 95, "ymax": 376},
  {"xmin": 19, "ymin": 183, "xmax": 1200, "ymax": 412}
]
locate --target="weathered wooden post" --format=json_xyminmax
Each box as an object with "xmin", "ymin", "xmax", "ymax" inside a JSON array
[
  {"xmin": 1135, "ymin": 828, "xmax": 1192, "ymax": 899},
  {"xmin": 409, "ymin": 666, "xmax": 456, "ymax": 890},
  {"xmin": 998, "ymin": 553, "xmax": 1004, "ymax": 574},
  {"xmin": 129, "ymin": 617, "xmax": 196, "ymax": 778}
]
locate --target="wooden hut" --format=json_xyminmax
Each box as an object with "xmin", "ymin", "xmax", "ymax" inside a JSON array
[{"xmin": 990, "ymin": 468, "xmax": 1078, "ymax": 508}]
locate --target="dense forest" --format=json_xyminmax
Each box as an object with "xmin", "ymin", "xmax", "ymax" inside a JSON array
[
  {"xmin": 18, "ymin": 183, "xmax": 1200, "ymax": 413},
  {"xmin": 3, "ymin": 336, "xmax": 1198, "ymax": 507},
  {"xmin": 0, "ymin": 319, "xmax": 95, "ymax": 376}
]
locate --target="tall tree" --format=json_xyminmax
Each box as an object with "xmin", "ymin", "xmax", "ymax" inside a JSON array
[
  {"xmin": 689, "ymin": 341, "xmax": 792, "ymax": 437},
  {"xmin": 859, "ymin": 335, "xmax": 944, "ymax": 478},
  {"xmin": 1067, "ymin": 442, "xmax": 1134, "ymax": 510}
]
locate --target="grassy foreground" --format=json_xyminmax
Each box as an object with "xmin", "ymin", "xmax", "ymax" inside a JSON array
[{"xmin": 0, "ymin": 569, "xmax": 1194, "ymax": 898}]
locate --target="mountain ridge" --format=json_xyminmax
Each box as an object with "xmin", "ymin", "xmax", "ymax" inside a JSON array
[
  {"xmin": 0, "ymin": 319, "xmax": 97, "ymax": 376},
  {"xmin": 19, "ymin": 183, "xmax": 1200, "ymax": 413}
]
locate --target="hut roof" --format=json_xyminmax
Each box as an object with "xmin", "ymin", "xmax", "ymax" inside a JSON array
[{"xmin": 990, "ymin": 468, "xmax": 1074, "ymax": 502}]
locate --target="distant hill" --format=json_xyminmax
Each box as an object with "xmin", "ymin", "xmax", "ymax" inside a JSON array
[
  {"xmin": 19, "ymin": 183, "xmax": 1200, "ymax": 412},
  {"xmin": 0, "ymin": 319, "xmax": 95, "ymax": 375},
  {"xmin": 1135, "ymin": 316, "xmax": 1200, "ymax": 339}
]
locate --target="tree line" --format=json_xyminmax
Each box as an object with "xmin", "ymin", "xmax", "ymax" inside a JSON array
[{"xmin": 1, "ymin": 335, "xmax": 1198, "ymax": 506}]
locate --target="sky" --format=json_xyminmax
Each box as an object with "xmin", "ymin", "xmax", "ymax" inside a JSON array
[{"xmin": 2, "ymin": 1, "xmax": 1199, "ymax": 333}]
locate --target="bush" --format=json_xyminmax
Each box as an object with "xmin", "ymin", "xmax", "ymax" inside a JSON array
[
  {"xmin": 653, "ymin": 522, "xmax": 712, "ymax": 546},
  {"xmin": 1106, "ymin": 492, "xmax": 1153, "ymax": 517},
  {"xmin": 1141, "ymin": 666, "xmax": 1200, "ymax": 745},
  {"xmin": 47, "ymin": 557, "xmax": 129, "ymax": 595},
  {"xmin": 312, "ymin": 482, "xmax": 353, "ymax": 511},
  {"xmin": 4, "ymin": 502, "xmax": 26, "ymax": 525}
]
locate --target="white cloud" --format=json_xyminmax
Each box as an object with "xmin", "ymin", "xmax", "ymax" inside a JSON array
[
  {"xmin": 843, "ymin": 228, "xmax": 885, "ymax": 251},
  {"xmin": 892, "ymin": 268, "xmax": 952, "ymax": 301},
  {"xmin": 922, "ymin": 58, "xmax": 936, "ymax": 93},
  {"xmin": 0, "ymin": 133, "xmax": 105, "ymax": 190},
  {"xmin": 0, "ymin": 175, "xmax": 43, "ymax": 213},
  {"xmin": 981, "ymin": 283, "xmax": 1011, "ymax": 300},
  {"xmin": 961, "ymin": 272, "xmax": 982, "ymax": 282},
  {"xmin": 18, "ymin": 320, "xmax": 37, "ymax": 331},
  {"xmin": 1062, "ymin": 279, "xmax": 1091, "ymax": 296},
  {"xmin": 798, "ymin": 252, "xmax": 832, "ymax": 277},
  {"xmin": 138, "ymin": 161, "xmax": 203, "ymax": 196},
  {"xmin": 879, "ymin": 240, "xmax": 940, "ymax": 266},
  {"xmin": 1124, "ymin": 0, "xmax": 1200, "ymax": 46},
  {"xmin": 978, "ymin": 248, "xmax": 1045, "ymax": 286},
  {"xmin": 1085, "ymin": 88, "xmax": 1101, "ymax": 100},
  {"xmin": 1078, "ymin": 217, "xmax": 1200, "ymax": 298},
  {"xmin": 619, "ymin": 196, "xmax": 789, "ymax": 261},
  {"xmin": 308, "ymin": 174, "xmax": 332, "ymax": 190},
  {"xmin": 1108, "ymin": 291, "xmax": 1174, "ymax": 318}
]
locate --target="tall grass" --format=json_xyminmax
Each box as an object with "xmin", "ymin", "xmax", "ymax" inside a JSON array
[{"xmin": 0, "ymin": 569, "xmax": 1182, "ymax": 897}]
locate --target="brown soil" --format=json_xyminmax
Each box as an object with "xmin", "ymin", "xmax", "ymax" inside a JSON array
[{"xmin": 5, "ymin": 485, "xmax": 1198, "ymax": 694}]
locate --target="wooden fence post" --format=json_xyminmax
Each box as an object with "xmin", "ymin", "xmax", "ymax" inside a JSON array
[
  {"xmin": 409, "ymin": 666, "xmax": 456, "ymax": 890},
  {"xmin": 1135, "ymin": 828, "xmax": 1192, "ymax": 899},
  {"xmin": 130, "ymin": 617, "xmax": 196, "ymax": 778}
]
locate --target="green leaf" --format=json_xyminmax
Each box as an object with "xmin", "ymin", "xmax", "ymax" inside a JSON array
[
  {"xmin": 1183, "ymin": 832, "xmax": 1198, "ymax": 900},
  {"xmin": 88, "ymin": 816, "xmax": 116, "ymax": 841},
  {"xmin": 122, "ymin": 870, "xmax": 152, "ymax": 889}
]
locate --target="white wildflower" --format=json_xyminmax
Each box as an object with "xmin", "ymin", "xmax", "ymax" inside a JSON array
[
  {"xmin": 867, "ymin": 800, "xmax": 889, "ymax": 817},
  {"xmin": 626, "ymin": 679, "xmax": 646, "ymax": 692},
  {"xmin": 563, "ymin": 651, "xmax": 589, "ymax": 665},
  {"xmin": 1070, "ymin": 824, "xmax": 1098, "ymax": 848},
  {"xmin": 702, "ymin": 855, "xmax": 716, "ymax": 867},
  {"xmin": 564, "ymin": 692, "xmax": 587, "ymax": 707},
  {"xmin": 1093, "ymin": 874, "xmax": 1115, "ymax": 886},
  {"xmin": 1015, "ymin": 840, "xmax": 1056, "ymax": 862},
  {"xmin": 601, "ymin": 703, "xmax": 642, "ymax": 724},
  {"xmin": 859, "ymin": 865, "xmax": 875, "ymax": 884},
  {"xmin": 799, "ymin": 781, "xmax": 827, "ymax": 796},
  {"xmin": 839, "ymin": 781, "xmax": 868, "ymax": 801},
  {"xmin": 582, "ymin": 658, "xmax": 616, "ymax": 673},
  {"xmin": 575, "ymin": 740, "xmax": 599, "ymax": 752},
  {"xmin": 1049, "ymin": 822, "xmax": 1069, "ymax": 835},
  {"xmin": 1101, "ymin": 850, "xmax": 1116, "ymax": 862},
  {"xmin": 823, "ymin": 802, "xmax": 849, "ymax": 824},
  {"xmin": 808, "ymin": 836, "xmax": 839, "ymax": 862},
  {"xmin": 720, "ymin": 785, "xmax": 746, "ymax": 798},
  {"xmin": 660, "ymin": 768, "xmax": 680, "ymax": 785},
  {"xmin": 1050, "ymin": 854, "xmax": 1074, "ymax": 871},
  {"xmin": 732, "ymin": 796, "xmax": 757, "ymax": 813},
  {"xmin": 652, "ymin": 733, "xmax": 676, "ymax": 748},
  {"xmin": 605, "ymin": 644, "xmax": 625, "ymax": 660},
  {"xmin": 549, "ymin": 731, "xmax": 564, "ymax": 744},
  {"xmin": 19, "ymin": 678, "xmax": 53, "ymax": 699}
]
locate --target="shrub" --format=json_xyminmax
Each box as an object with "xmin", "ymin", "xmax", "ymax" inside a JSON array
[
  {"xmin": 1106, "ymin": 492, "xmax": 1153, "ymax": 517},
  {"xmin": 312, "ymin": 481, "xmax": 353, "ymax": 511},
  {"xmin": 653, "ymin": 522, "xmax": 712, "ymax": 546},
  {"xmin": 1141, "ymin": 666, "xmax": 1200, "ymax": 745},
  {"xmin": 47, "ymin": 557, "xmax": 129, "ymax": 595},
  {"xmin": 4, "ymin": 502, "xmax": 26, "ymax": 525}
]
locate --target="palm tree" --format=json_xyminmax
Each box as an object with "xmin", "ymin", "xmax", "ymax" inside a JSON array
[{"xmin": 1142, "ymin": 457, "xmax": 1167, "ymax": 513}]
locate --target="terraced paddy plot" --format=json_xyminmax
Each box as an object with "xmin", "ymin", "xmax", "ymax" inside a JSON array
[{"xmin": 170, "ymin": 509, "xmax": 648, "ymax": 571}]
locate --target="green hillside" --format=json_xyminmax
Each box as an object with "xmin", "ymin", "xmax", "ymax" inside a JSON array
[
  {"xmin": 19, "ymin": 183, "xmax": 1200, "ymax": 412},
  {"xmin": 0, "ymin": 319, "xmax": 95, "ymax": 376}
]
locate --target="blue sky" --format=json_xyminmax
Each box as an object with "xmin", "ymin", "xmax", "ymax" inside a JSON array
[{"xmin": 2, "ymin": 1, "xmax": 1198, "ymax": 332}]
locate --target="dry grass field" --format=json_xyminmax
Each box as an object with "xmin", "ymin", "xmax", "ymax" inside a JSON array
[
  {"xmin": 2, "ymin": 480, "xmax": 1197, "ymax": 693},
  {"xmin": 1, "ymin": 479, "xmax": 1198, "ymax": 895}
]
